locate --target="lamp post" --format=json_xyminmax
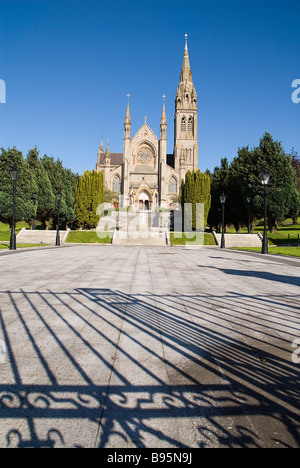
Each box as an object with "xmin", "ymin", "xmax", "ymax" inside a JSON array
[
  {"xmin": 31, "ymin": 192, "xmax": 38, "ymax": 230},
  {"xmin": 247, "ymin": 197, "xmax": 252, "ymax": 234},
  {"xmin": 220, "ymin": 192, "xmax": 226, "ymax": 249},
  {"xmin": 55, "ymin": 189, "xmax": 62, "ymax": 246},
  {"xmin": 9, "ymin": 164, "xmax": 20, "ymax": 250},
  {"xmin": 261, "ymin": 170, "xmax": 270, "ymax": 254}
]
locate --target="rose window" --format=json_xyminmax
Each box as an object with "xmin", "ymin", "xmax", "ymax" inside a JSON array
[{"xmin": 137, "ymin": 147, "xmax": 152, "ymax": 164}]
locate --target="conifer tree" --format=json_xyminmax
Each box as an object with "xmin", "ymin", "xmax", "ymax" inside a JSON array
[
  {"xmin": 27, "ymin": 147, "xmax": 56, "ymax": 227},
  {"xmin": 41, "ymin": 155, "xmax": 78, "ymax": 229},
  {"xmin": 181, "ymin": 170, "xmax": 211, "ymax": 231},
  {"xmin": 75, "ymin": 170, "xmax": 104, "ymax": 229},
  {"xmin": 0, "ymin": 147, "xmax": 36, "ymax": 227}
]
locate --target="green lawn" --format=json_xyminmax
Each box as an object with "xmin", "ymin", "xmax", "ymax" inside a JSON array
[
  {"xmin": 67, "ymin": 230, "xmax": 216, "ymax": 246},
  {"xmin": 66, "ymin": 230, "xmax": 113, "ymax": 244},
  {"xmin": 227, "ymin": 218, "xmax": 300, "ymax": 246},
  {"xmin": 170, "ymin": 232, "xmax": 216, "ymax": 246},
  {"xmin": 0, "ymin": 243, "xmax": 49, "ymax": 250},
  {"xmin": 259, "ymin": 219, "xmax": 300, "ymax": 245},
  {"xmin": 232, "ymin": 246, "xmax": 300, "ymax": 258},
  {"xmin": 0, "ymin": 221, "xmax": 31, "ymax": 241}
]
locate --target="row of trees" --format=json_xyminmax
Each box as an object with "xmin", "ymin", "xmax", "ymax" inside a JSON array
[
  {"xmin": 1, "ymin": 132, "xmax": 298, "ymax": 234},
  {"xmin": 0, "ymin": 147, "xmax": 107, "ymax": 231},
  {"xmin": 207, "ymin": 133, "xmax": 300, "ymax": 233},
  {"xmin": 0, "ymin": 147, "xmax": 78, "ymax": 229},
  {"xmin": 291, "ymin": 148, "xmax": 300, "ymax": 195}
]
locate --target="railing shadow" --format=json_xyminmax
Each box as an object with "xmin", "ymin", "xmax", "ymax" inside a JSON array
[
  {"xmin": 202, "ymin": 266, "xmax": 300, "ymax": 288},
  {"xmin": 0, "ymin": 286, "xmax": 299, "ymax": 448}
]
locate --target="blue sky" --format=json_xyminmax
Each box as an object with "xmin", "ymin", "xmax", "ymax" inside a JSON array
[{"xmin": 0, "ymin": 0, "xmax": 299, "ymax": 175}]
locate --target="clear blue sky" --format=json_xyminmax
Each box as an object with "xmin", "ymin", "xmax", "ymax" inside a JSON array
[{"xmin": 0, "ymin": 0, "xmax": 299, "ymax": 175}]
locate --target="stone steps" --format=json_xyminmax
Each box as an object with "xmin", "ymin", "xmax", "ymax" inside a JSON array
[
  {"xmin": 113, "ymin": 227, "xmax": 168, "ymax": 246},
  {"xmin": 213, "ymin": 232, "xmax": 263, "ymax": 248},
  {"xmin": 17, "ymin": 229, "xmax": 68, "ymax": 245}
]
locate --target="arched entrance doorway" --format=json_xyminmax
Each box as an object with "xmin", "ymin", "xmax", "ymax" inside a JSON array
[{"xmin": 138, "ymin": 190, "xmax": 151, "ymax": 211}]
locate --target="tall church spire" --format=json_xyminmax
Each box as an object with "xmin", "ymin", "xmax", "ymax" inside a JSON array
[
  {"xmin": 174, "ymin": 35, "xmax": 199, "ymax": 175},
  {"xmin": 176, "ymin": 35, "xmax": 197, "ymax": 111},
  {"xmin": 180, "ymin": 34, "xmax": 193, "ymax": 83},
  {"xmin": 100, "ymin": 135, "xmax": 104, "ymax": 153},
  {"xmin": 125, "ymin": 95, "xmax": 131, "ymax": 124},
  {"xmin": 124, "ymin": 94, "xmax": 131, "ymax": 139},
  {"xmin": 160, "ymin": 94, "xmax": 167, "ymax": 140},
  {"xmin": 97, "ymin": 136, "xmax": 104, "ymax": 165}
]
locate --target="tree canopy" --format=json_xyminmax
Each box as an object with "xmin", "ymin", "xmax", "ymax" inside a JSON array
[
  {"xmin": 75, "ymin": 170, "xmax": 104, "ymax": 229},
  {"xmin": 0, "ymin": 146, "xmax": 78, "ymax": 229},
  {"xmin": 208, "ymin": 133, "xmax": 300, "ymax": 233},
  {"xmin": 181, "ymin": 170, "xmax": 211, "ymax": 231}
]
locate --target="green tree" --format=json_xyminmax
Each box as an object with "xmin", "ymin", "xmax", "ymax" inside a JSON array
[
  {"xmin": 181, "ymin": 170, "xmax": 211, "ymax": 231},
  {"xmin": 103, "ymin": 187, "xmax": 120, "ymax": 207},
  {"xmin": 254, "ymin": 133, "xmax": 300, "ymax": 232},
  {"xmin": 75, "ymin": 170, "xmax": 104, "ymax": 229},
  {"xmin": 210, "ymin": 134, "xmax": 300, "ymax": 233},
  {"xmin": 0, "ymin": 147, "xmax": 36, "ymax": 227},
  {"xmin": 61, "ymin": 168, "xmax": 78, "ymax": 228},
  {"xmin": 290, "ymin": 148, "xmax": 300, "ymax": 191},
  {"xmin": 290, "ymin": 148, "xmax": 300, "ymax": 223},
  {"xmin": 41, "ymin": 155, "xmax": 78, "ymax": 229},
  {"xmin": 26, "ymin": 147, "xmax": 56, "ymax": 227},
  {"xmin": 207, "ymin": 158, "xmax": 231, "ymax": 232},
  {"xmin": 228, "ymin": 146, "xmax": 260, "ymax": 232}
]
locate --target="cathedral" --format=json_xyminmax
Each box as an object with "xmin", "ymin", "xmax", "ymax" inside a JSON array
[{"xmin": 96, "ymin": 36, "xmax": 198, "ymax": 210}]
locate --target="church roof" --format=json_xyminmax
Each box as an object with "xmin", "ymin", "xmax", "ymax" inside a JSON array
[{"xmin": 99, "ymin": 153, "xmax": 124, "ymax": 166}]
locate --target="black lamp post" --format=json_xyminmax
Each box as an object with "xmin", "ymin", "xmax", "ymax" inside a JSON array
[
  {"xmin": 261, "ymin": 170, "xmax": 270, "ymax": 254},
  {"xmin": 220, "ymin": 192, "xmax": 226, "ymax": 249},
  {"xmin": 55, "ymin": 189, "xmax": 62, "ymax": 246},
  {"xmin": 9, "ymin": 164, "xmax": 20, "ymax": 250},
  {"xmin": 31, "ymin": 192, "xmax": 38, "ymax": 230},
  {"xmin": 247, "ymin": 197, "xmax": 252, "ymax": 234}
]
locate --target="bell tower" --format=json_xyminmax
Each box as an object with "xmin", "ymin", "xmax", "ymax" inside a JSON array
[{"xmin": 174, "ymin": 35, "xmax": 198, "ymax": 177}]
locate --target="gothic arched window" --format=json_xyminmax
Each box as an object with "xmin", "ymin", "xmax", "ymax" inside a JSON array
[
  {"xmin": 112, "ymin": 175, "xmax": 121, "ymax": 193},
  {"xmin": 188, "ymin": 117, "xmax": 193, "ymax": 132},
  {"xmin": 169, "ymin": 176, "xmax": 177, "ymax": 194},
  {"xmin": 181, "ymin": 117, "xmax": 186, "ymax": 132}
]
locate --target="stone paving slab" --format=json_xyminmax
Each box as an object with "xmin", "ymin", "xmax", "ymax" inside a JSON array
[{"xmin": 0, "ymin": 245, "xmax": 299, "ymax": 448}]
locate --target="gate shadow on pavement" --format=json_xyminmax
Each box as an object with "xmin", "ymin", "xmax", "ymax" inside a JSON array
[
  {"xmin": 0, "ymin": 286, "xmax": 299, "ymax": 448},
  {"xmin": 202, "ymin": 266, "xmax": 300, "ymax": 288}
]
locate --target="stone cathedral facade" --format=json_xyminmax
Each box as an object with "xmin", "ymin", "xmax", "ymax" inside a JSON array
[{"xmin": 96, "ymin": 37, "xmax": 198, "ymax": 210}]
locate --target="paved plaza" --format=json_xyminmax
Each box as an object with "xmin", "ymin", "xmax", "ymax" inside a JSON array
[{"xmin": 0, "ymin": 245, "xmax": 299, "ymax": 448}]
